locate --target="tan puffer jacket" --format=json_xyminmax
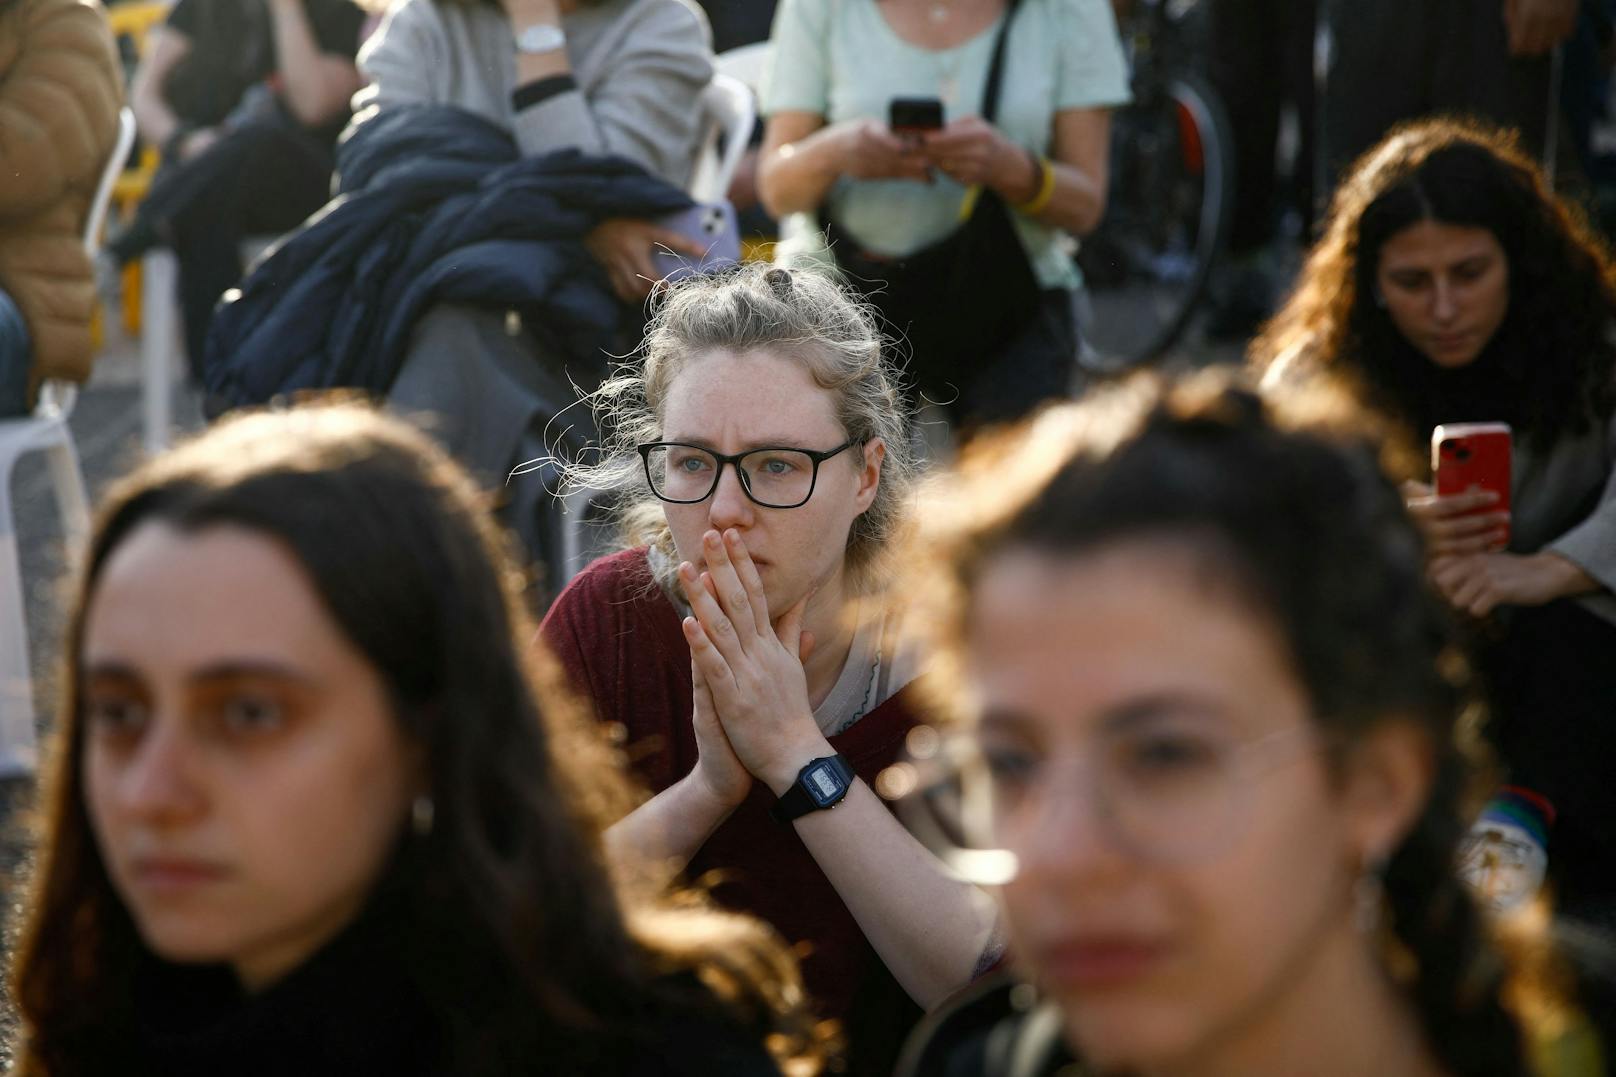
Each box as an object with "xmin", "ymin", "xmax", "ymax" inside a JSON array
[{"xmin": 0, "ymin": 0, "xmax": 121, "ymax": 401}]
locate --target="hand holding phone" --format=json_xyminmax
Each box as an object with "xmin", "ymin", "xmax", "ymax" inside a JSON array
[
  {"xmin": 651, "ymin": 202, "xmax": 741, "ymax": 284},
  {"xmin": 836, "ymin": 119, "xmax": 932, "ymax": 182},
  {"xmin": 1410, "ymin": 422, "xmax": 1513, "ymax": 555}
]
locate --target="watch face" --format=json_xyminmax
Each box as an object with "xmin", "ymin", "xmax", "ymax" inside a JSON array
[
  {"xmin": 805, "ymin": 761, "xmax": 845, "ymax": 806},
  {"xmin": 516, "ymin": 24, "xmax": 566, "ymax": 53}
]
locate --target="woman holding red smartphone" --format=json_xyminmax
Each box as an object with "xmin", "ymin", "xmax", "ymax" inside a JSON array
[{"xmin": 1251, "ymin": 120, "xmax": 1616, "ymax": 927}]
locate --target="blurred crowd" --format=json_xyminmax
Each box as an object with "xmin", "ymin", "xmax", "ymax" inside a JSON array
[{"xmin": 3, "ymin": 1, "xmax": 1616, "ymax": 1075}]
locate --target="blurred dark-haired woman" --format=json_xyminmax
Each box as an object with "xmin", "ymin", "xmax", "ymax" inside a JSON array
[
  {"xmin": 897, "ymin": 371, "xmax": 1604, "ymax": 1077},
  {"xmin": 1253, "ymin": 120, "xmax": 1616, "ymax": 926},
  {"xmin": 7, "ymin": 402, "xmax": 820, "ymax": 1077}
]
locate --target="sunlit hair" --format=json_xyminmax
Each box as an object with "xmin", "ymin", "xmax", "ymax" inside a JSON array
[
  {"xmin": 8, "ymin": 401, "xmax": 823, "ymax": 1076},
  {"xmin": 1252, "ymin": 118, "xmax": 1616, "ymax": 458},
  {"xmin": 912, "ymin": 370, "xmax": 1580, "ymax": 1077},
  {"xmin": 567, "ymin": 262, "xmax": 916, "ymax": 596}
]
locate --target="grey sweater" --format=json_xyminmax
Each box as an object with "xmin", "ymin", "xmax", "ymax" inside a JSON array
[
  {"xmin": 352, "ymin": 0, "xmax": 713, "ymax": 187},
  {"xmin": 1516, "ymin": 412, "xmax": 1616, "ymax": 626}
]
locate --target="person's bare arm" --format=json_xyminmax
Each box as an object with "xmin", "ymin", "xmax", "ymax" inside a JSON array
[
  {"xmin": 267, "ymin": 0, "xmax": 363, "ymax": 128},
  {"xmin": 1034, "ymin": 106, "xmax": 1112, "ymax": 235},
  {"xmin": 757, "ymin": 110, "xmax": 930, "ymax": 219},
  {"xmin": 1430, "ymin": 551, "xmax": 1599, "ymax": 617},
  {"xmin": 681, "ymin": 529, "xmax": 998, "ymax": 1008},
  {"xmin": 922, "ymin": 106, "xmax": 1111, "ymax": 236},
  {"xmin": 605, "ymin": 661, "xmax": 751, "ymax": 872},
  {"xmin": 504, "ymin": 0, "xmax": 572, "ymax": 85},
  {"xmin": 130, "ymin": 26, "xmax": 190, "ymax": 149},
  {"xmin": 783, "ymin": 779, "xmax": 1000, "ymax": 1008},
  {"xmin": 605, "ymin": 770, "xmax": 743, "ymax": 876}
]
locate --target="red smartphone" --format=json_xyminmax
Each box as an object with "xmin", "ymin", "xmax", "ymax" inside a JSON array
[{"xmin": 1431, "ymin": 422, "xmax": 1512, "ymax": 542}]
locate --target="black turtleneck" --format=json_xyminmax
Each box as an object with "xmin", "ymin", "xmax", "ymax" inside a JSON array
[
  {"xmin": 103, "ymin": 907, "xmax": 785, "ymax": 1077},
  {"xmin": 126, "ymin": 908, "xmax": 444, "ymax": 1077}
]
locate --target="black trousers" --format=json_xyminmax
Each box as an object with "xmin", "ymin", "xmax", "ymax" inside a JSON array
[
  {"xmin": 1206, "ymin": 0, "xmax": 1318, "ymax": 254},
  {"xmin": 944, "ymin": 288, "xmax": 1078, "ymax": 432},
  {"xmin": 1323, "ymin": 0, "xmax": 1565, "ymax": 186},
  {"xmin": 125, "ymin": 120, "xmax": 334, "ymax": 379},
  {"xmin": 1483, "ymin": 599, "xmax": 1616, "ymax": 928}
]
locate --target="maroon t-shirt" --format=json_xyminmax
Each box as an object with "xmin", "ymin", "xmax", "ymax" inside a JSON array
[{"xmin": 539, "ymin": 548, "xmax": 923, "ymax": 1027}]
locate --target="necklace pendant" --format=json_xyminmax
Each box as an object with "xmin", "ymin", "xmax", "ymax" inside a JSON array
[{"xmin": 929, "ymin": 3, "xmax": 949, "ymax": 23}]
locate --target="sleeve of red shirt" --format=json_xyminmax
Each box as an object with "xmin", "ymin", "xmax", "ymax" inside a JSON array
[
  {"xmin": 537, "ymin": 561, "xmax": 612, "ymax": 711},
  {"xmin": 537, "ymin": 551, "xmax": 696, "ymax": 794}
]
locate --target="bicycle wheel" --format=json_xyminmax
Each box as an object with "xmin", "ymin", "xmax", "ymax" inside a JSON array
[{"xmin": 1077, "ymin": 71, "xmax": 1234, "ymax": 365}]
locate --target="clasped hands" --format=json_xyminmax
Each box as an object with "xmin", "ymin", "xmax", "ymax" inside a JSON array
[{"xmin": 679, "ymin": 529, "xmax": 833, "ymax": 811}]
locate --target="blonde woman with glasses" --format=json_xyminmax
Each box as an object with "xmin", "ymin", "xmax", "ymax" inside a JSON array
[{"xmin": 540, "ymin": 263, "xmax": 999, "ymax": 1076}]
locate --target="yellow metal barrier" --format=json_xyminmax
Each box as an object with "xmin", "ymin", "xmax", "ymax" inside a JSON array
[{"xmin": 105, "ymin": 0, "xmax": 172, "ymax": 333}]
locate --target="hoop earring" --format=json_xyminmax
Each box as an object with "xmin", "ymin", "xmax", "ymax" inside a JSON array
[{"xmin": 411, "ymin": 795, "xmax": 435, "ymax": 837}]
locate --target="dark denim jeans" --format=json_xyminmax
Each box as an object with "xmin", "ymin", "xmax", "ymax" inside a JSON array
[{"xmin": 0, "ymin": 287, "xmax": 31, "ymax": 418}]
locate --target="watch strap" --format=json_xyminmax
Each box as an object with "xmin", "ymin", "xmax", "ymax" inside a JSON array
[
  {"xmin": 512, "ymin": 74, "xmax": 577, "ymax": 111},
  {"xmin": 771, "ymin": 754, "xmax": 855, "ymax": 825}
]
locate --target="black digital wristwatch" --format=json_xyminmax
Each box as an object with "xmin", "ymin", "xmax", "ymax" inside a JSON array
[{"xmin": 770, "ymin": 754, "xmax": 855, "ymax": 825}]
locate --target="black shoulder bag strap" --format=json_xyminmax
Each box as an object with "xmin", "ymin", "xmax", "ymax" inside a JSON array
[{"xmin": 980, "ymin": 0, "xmax": 1025, "ymax": 125}]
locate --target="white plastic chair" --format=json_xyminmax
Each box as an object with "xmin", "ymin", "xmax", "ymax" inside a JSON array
[
  {"xmin": 687, "ymin": 72, "xmax": 756, "ymax": 206},
  {"xmin": 714, "ymin": 42, "xmax": 770, "ymax": 94},
  {"xmin": 0, "ymin": 107, "xmax": 134, "ymax": 776},
  {"xmin": 139, "ymin": 246, "xmax": 180, "ymax": 454},
  {"xmin": 139, "ymin": 218, "xmax": 276, "ymax": 454}
]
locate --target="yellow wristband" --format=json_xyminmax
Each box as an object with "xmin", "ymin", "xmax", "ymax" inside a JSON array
[{"xmin": 1016, "ymin": 156, "xmax": 1057, "ymax": 216}]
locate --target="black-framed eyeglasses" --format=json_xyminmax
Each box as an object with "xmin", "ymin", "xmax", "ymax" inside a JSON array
[{"xmin": 636, "ymin": 438, "xmax": 862, "ymax": 509}]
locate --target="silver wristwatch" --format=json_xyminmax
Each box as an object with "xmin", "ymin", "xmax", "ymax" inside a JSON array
[{"xmin": 514, "ymin": 23, "xmax": 566, "ymax": 54}]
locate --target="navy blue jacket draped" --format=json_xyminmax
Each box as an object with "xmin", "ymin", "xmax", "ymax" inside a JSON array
[{"xmin": 203, "ymin": 105, "xmax": 691, "ymax": 409}]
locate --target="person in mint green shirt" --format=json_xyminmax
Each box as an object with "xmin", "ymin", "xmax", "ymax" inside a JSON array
[{"xmin": 757, "ymin": 0, "xmax": 1128, "ymax": 426}]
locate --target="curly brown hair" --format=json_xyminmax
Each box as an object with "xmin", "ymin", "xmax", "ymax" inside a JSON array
[
  {"xmin": 7, "ymin": 402, "xmax": 823, "ymax": 1076},
  {"xmin": 1252, "ymin": 119, "xmax": 1616, "ymax": 458}
]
